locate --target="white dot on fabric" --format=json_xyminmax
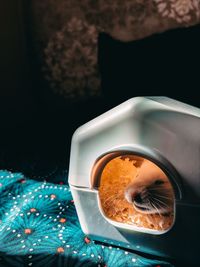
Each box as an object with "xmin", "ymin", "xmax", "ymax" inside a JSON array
[
  {"xmin": 45, "ymin": 236, "xmax": 49, "ymax": 239},
  {"xmin": 27, "ymin": 212, "xmax": 31, "ymax": 215},
  {"xmin": 12, "ymin": 230, "xmax": 16, "ymax": 233},
  {"xmin": 98, "ymin": 255, "xmax": 101, "ymax": 259},
  {"xmin": 45, "ymin": 195, "xmax": 48, "ymax": 198},
  {"xmin": 33, "ymin": 243, "xmax": 36, "ymax": 246},
  {"xmin": 20, "ymin": 214, "xmax": 24, "ymax": 217},
  {"xmin": 43, "ymin": 214, "xmax": 47, "ymax": 217},
  {"xmin": 21, "ymin": 240, "xmax": 25, "ymax": 243},
  {"xmin": 109, "ymin": 246, "xmax": 112, "ymax": 249},
  {"xmin": 91, "ymin": 254, "xmax": 94, "ymax": 258},
  {"xmin": 136, "ymin": 245, "xmax": 140, "ymax": 249},
  {"xmin": 132, "ymin": 258, "xmax": 136, "ymax": 262},
  {"xmin": 101, "ymin": 246, "xmax": 104, "ymax": 249},
  {"xmin": 59, "ymin": 237, "xmax": 63, "ymax": 240},
  {"xmin": 7, "ymin": 228, "xmax": 10, "ymax": 231},
  {"xmin": 39, "ymin": 195, "xmax": 42, "ymax": 198},
  {"xmin": 54, "ymin": 219, "xmax": 57, "ymax": 222},
  {"xmin": 17, "ymin": 234, "xmax": 21, "ymax": 237},
  {"xmin": 73, "ymin": 251, "xmax": 77, "ymax": 254},
  {"xmin": 62, "ymin": 241, "xmax": 66, "ymax": 244},
  {"xmin": 22, "ymin": 245, "xmax": 26, "ymax": 248},
  {"xmin": 66, "ymin": 245, "xmax": 70, "ymax": 248},
  {"xmin": 28, "ymin": 255, "xmax": 32, "ymax": 259},
  {"xmin": 82, "ymin": 253, "xmax": 86, "ymax": 256},
  {"xmin": 36, "ymin": 213, "xmax": 39, "ymax": 216},
  {"xmin": 38, "ymin": 239, "xmax": 41, "ymax": 242},
  {"xmin": 28, "ymin": 262, "xmax": 32, "ymax": 266},
  {"xmin": 29, "ymin": 248, "xmax": 33, "ymax": 252}
]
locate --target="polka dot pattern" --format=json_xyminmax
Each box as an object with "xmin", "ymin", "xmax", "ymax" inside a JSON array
[{"xmin": 0, "ymin": 170, "xmax": 173, "ymax": 267}]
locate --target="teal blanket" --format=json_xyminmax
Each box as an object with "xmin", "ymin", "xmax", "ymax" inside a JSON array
[{"xmin": 0, "ymin": 170, "xmax": 173, "ymax": 267}]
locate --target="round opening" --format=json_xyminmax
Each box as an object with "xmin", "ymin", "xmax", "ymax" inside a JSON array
[{"xmin": 97, "ymin": 154, "xmax": 175, "ymax": 232}]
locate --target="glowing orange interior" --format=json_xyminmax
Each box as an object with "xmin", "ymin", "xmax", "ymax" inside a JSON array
[{"xmin": 98, "ymin": 155, "xmax": 174, "ymax": 231}]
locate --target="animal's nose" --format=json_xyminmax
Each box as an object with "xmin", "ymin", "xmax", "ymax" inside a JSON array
[
  {"xmin": 125, "ymin": 187, "xmax": 143, "ymax": 204},
  {"xmin": 133, "ymin": 193, "xmax": 143, "ymax": 204}
]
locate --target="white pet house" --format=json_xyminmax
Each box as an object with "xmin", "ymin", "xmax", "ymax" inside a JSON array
[{"xmin": 69, "ymin": 97, "xmax": 200, "ymax": 264}]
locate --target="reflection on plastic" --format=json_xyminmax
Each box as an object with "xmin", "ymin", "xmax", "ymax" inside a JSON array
[{"xmin": 99, "ymin": 155, "xmax": 174, "ymax": 232}]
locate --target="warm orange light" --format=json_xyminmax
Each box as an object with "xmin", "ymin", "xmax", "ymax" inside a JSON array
[{"xmin": 99, "ymin": 155, "xmax": 174, "ymax": 231}]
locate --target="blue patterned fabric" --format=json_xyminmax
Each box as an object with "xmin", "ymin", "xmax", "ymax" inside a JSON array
[{"xmin": 0, "ymin": 169, "xmax": 173, "ymax": 267}]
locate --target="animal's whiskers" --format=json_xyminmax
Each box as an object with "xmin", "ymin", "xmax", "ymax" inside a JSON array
[
  {"xmin": 150, "ymin": 192, "xmax": 173, "ymax": 200},
  {"xmin": 149, "ymin": 192, "xmax": 171, "ymax": 204},
  {"xmin": 150, "ymin": 196, "xmax": 170, "ymax": 209},
  {"xmin": 149, "ymin": 200, "xmax": 162, "ymax": 217}
]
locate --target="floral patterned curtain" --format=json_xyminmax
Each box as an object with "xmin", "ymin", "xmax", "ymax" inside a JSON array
[{"xmin": 30, "ymin": 0, "xmax": 200, "ymax": 100}]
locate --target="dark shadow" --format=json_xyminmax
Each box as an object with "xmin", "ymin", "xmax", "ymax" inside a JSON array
[{"xmin": 0, "ymin": 252, "xmax": 100, "ymax": 267}]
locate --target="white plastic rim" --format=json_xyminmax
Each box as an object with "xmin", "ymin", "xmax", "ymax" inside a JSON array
[{"xmin": 91, "ymin": 144, "xmax": 179, "ymax": 235}]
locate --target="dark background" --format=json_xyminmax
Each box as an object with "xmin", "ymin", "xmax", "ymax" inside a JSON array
[{"xmin": 0, "ymin": 1, "xmax": 200, "ymax": 176}]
